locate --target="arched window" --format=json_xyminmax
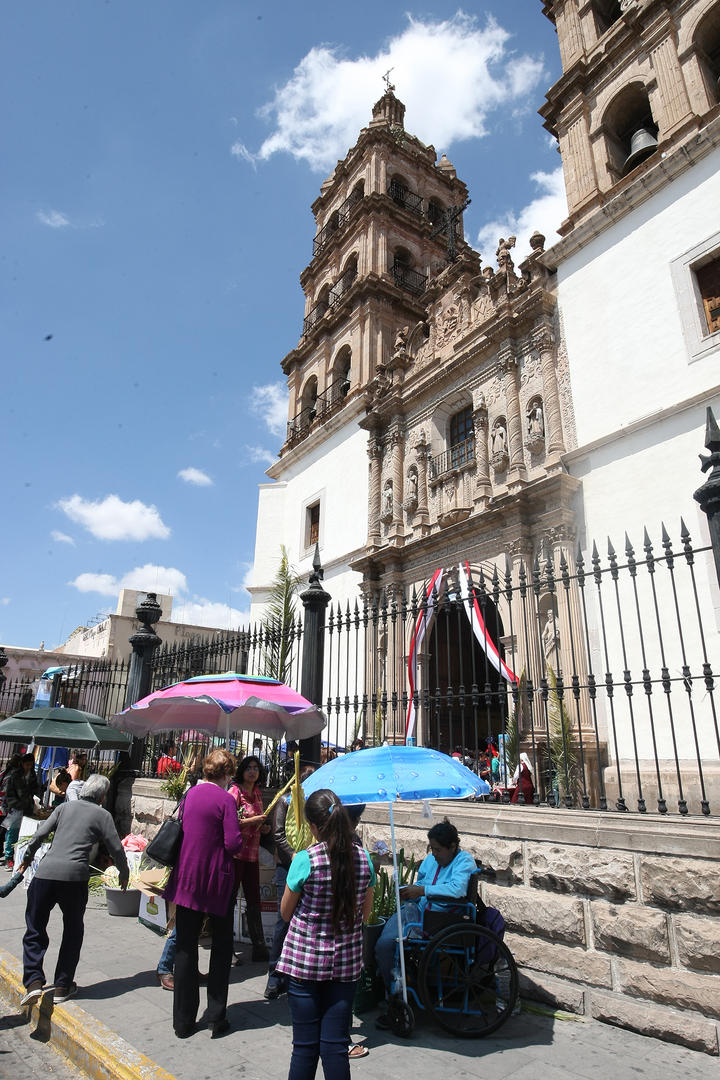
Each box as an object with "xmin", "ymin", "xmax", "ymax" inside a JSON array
[
  {"xmin": 332, "ymin": 345, "xmax": 352, "ymax": 396},
  {"xmin": 603, "ymin": 84, "xmax": 658, "ymax": 179},
  {"xmin": 389, "ymin": 173, "xmax": 410, "ymax": 206},
  {"xmin": 427, "ymin": 199, "xmax": 444, "ymax": 226},
  {"xmin": 300, "ymin": 375, "xmax": 318, "ymax": 424},
  {"xmin": 695, "ymin": 3, "xmax": 720, "ymax": 107},
  {"xmin": 448, "ymin": 405, "xmax": 474, "ymax": 468},
  {"xmin": 593, "ymin": 0, "xmax": 622, "ymax": 36}
]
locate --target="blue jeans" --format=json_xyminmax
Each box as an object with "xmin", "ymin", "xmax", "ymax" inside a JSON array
[
  {"xmin": 3, "ymin": 810, "xmax": 22, "ymax": 861},
  {"xmin": 287, "ymin": 977, "xmax": 356, "ymax": 1080},
  {"xmin": 157, "ymin": 925, "xmax": 176, "ymax": 975}
]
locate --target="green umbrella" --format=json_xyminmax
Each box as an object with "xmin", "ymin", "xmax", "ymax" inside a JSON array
[{"xmin": 0, "ymin": 707, "xmax": 132, "ymax": 751}]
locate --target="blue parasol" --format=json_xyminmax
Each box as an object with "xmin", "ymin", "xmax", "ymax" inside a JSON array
[{"xmin": 302, "ymin": 746, "xmax": 489, "ymax": 1013}]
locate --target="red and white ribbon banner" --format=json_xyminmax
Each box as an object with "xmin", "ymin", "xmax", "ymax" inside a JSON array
[
  {"xmin": 404, "ymin": 563, "xmax": 517, "ymax": 743},
  {"xmin": 458, "ymin": 560, "xmax": 518, "ymax": 685},
  {"xmin": 405, "ymin": 567, "xmax": 444, "ymax": 743}
]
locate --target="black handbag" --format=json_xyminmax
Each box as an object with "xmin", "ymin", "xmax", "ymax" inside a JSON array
[{"xmin": 146, "ymin": 795, "xmax": 186, "ymax": 867}]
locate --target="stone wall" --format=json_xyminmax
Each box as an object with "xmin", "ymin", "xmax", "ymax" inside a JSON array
[{"xmin": 359, "ymin": 802, "xmax": 720, "ymax": 1056}]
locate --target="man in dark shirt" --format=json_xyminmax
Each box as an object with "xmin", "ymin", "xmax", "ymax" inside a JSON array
[
  {"xmin": 17, "ymin": 773, "xmax": 128, "ymax": 1006},
  {"xmin": 2, "ymin": 753, "xmax": 41, "ymax": 869}
]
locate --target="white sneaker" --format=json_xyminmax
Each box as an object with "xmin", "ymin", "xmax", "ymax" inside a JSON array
[
  {"xmin": 54, "ymin": 983, "xmax": 77, "ymax": 1003},
  {"xmin": 20, "ymin": 983, "xmax": 44, "ymax": 1007}
]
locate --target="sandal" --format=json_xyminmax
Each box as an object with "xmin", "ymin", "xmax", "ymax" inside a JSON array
[{"xmin": 349, "ymin": 1044, "xmax": 369, "ymax": 1059}]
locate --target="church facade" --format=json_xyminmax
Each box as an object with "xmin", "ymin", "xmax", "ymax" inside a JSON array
[{"xmin": 248, "ymin": 0, "xmax": 720, "ymax": 809}]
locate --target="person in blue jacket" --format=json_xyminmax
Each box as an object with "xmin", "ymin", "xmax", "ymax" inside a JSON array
[{"xmin": 374, "ymin": 818, "xmax": 476, "ymax": 1028}]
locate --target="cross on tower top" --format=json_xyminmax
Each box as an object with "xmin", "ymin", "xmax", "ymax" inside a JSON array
[
  {"xmin": 382, "ymin": 68, "xmax": 395, "ymax": 93},
  {"xmin": 430, "ymin": 198, "xmax": 471, "ymax": 263}
]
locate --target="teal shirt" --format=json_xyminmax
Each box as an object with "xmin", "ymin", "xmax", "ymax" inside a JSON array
[
  {"xmin": 287, "ymin": 845, "xmax": 376, "ymax": 891},
  {"xmin": 416, "ymin": 849, "xmax": 476, "ymax": 914}
]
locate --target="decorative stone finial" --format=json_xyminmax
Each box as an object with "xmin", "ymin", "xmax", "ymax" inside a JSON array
[
  {"xmin": 529, "ymin": 231, "xmax": 546, "ymax": 253},
  {"xmin": 371, "ymin": 90, "xmax": 405, "ymax": 129},
  {"xmin": 135, "ymin": 592, "xmax": 162, "ymax": 631},
  {"xmin": 437, "ymin": 153, "xmax": 456, "ymax": 178}
]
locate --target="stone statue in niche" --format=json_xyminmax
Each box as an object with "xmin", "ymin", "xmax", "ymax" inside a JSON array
[
  {"xmin": 491, "ymin": 420, "xmax": 509, "ymax": 471},
  {"xmin": 381, "ymin": 480, "xmax": 394, "ymax": 522},
  {"xmin": 542, "ymin": 610, "xmax": 560, "ymax": 657},
  {"xmin": 404, "ymin": 468, "xmax": 418, "ymax": 513},
  {"xmin": 528, "ymin": 402, "xmax": 544, "ymax": 437},
  {"xmin": 526, "ymin": 400, "xmax": 545, "ymax": 453}
]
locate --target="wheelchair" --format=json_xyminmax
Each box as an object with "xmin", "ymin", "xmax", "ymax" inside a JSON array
[{"xmin": 385, "ymin": 865, "xmax": 518, "ymax": 1039}]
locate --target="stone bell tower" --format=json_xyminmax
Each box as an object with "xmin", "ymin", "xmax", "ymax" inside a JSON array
[
  {"xmin": 280, "ymin": 86, "xmax": 471, "ymax": 451},
  {"xmin": 541, "ymin": 0, "xmax": 720, "ymax": 231}
]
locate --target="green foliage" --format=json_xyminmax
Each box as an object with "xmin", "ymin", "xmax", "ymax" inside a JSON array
[
  {"xmin": 261, "ymin": 546, "xmax": 302, "ymax": 681},
  {"xmin": 367, "ymin": 848, "xmax": 419, "ymax": 924},
  {"xmin": 503, "ymin": 668, "xmax": 527, "ymax": 780},
  {"xmin": 160, "ymin": 770, "xmax": 188, "ymax": 802},
  {"xmin": 373, "ymin": 696, "xmax": 383, "ymax": 747},
  {"xmin": 546, "ymin": 663, "xmax": 577, "ymax": 799}
]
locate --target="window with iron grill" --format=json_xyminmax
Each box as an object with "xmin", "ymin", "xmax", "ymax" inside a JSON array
[{"xmin": 449, "ymin": 406, "xmax": 474, "ymax": 466}]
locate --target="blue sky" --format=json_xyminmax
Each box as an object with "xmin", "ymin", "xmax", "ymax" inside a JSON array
[{"xmin": 2, "ymin": 1, "xmax": 564, "ymax": 648}]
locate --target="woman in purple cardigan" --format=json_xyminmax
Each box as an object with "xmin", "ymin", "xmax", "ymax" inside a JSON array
[{"xmin": 163, "ymin": 748, "xmax": 243, "ymax": 1039}]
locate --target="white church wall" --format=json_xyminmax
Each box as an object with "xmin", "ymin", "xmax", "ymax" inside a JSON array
[
  {"xmin": 556, "ymin": 145, "xmax": 720, "ymax": 449},
  {"xmin": 249, "ymin": 416, "xmax": 368, "ymax": 621}
]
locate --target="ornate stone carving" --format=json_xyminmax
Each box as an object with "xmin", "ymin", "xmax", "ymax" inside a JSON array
[
  {"xmin": 555, "ymin": 339, "xmax": 577, "ymax": 450},
  {"xmin": 520, "ymin": 353, "xmax": 542, "ymax": 389},
  {"xmin": 435, "ymin": 304, "xmax": 459, "ymax": 349}
]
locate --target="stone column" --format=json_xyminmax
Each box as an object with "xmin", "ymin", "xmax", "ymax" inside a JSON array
[
  {"xmin": 536, "ymin": 328, "xmax": 565, "ymax": 457},
  {"xmin": 415, "ymin": 432, "xmax": 430, "ymax": 532},
  {"xmin": 389, "ymin": 420, "xmax": 405, "ymax": 541},
  {"xmin": 556, "ymin": 0, "xmax": 584, "ymax": 69},
  {"xmin": 561, "ymin": 107, "xmax": 597, "ymax": 212},
  {"xmin": 472, "ymin": 402, "xmax": 491, "ymax": 500},
  {"xmin": 651, "ymin": 35, "xmax": 692, "ymax": 135},
  {"xmin": 367, "ymin": 436, "xmax": 383, "ymax": 546},
  {"xmin": 501, "ymin": 351, "xmax": 526, "ymax": 477}
]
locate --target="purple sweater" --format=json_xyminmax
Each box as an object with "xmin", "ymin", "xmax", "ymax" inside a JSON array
[{"xmin": 163, "ymin": 782, "xmax": 243, "ymax": 916}]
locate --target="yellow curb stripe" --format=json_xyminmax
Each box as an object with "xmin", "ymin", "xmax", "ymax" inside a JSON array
[{"xmin": 0, "ymin": 947, "xmax": 177, "ymax": 1080}]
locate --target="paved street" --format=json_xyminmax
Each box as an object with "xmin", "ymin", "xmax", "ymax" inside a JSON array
[
  {"xmin": 0, "ymin": 884, "xmax": 719, "ymax": 1080},
  {"xmin": 0, "ymin": 986, "xmax": 84, "ymax": 1080}
]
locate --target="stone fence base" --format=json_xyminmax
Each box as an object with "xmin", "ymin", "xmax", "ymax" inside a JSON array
[
  {"xmin": 360, "ymin": 802, "xmax": 720, "ymax": 1056},
  {"xmin": 119, "ymin": 779, "xmax": 720, "ymax": 1055}
]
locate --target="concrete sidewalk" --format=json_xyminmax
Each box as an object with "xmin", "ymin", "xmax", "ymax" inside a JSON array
[{"xmin": 0, "ymin": 884, "xmax": 718, "ymax": 1080}]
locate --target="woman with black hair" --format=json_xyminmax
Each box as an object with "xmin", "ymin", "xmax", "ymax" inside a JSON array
[
  {"xmin": 275, "ymin": 789, "xmax": 375, "ymax": 1080},
  {"xmin": 231, "ymin": 755, "xmax": 271, "ymax": 961}
]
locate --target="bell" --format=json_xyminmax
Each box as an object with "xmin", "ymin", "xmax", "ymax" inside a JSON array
[{"xmin": 622, "ymin": 126, "xmax": 658, "ymax": 174}]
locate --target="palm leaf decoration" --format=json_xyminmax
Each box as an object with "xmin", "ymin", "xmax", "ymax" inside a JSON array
[
  {"xmin": 261, "ymin": 545, "xmax": 302, "ymax": 681},
  {"xmin": 546, "ymin": 663, "xmax": 577, "ymax": 800}
]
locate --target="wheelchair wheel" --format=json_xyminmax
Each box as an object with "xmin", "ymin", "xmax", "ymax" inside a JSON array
[
  {"xmin": 388, "ymin": 996, "xmax": 415, "ymax": 1038},
  {"xmin": 417, "ymin": 924, "xmax": 518, "ymax": 1038}
]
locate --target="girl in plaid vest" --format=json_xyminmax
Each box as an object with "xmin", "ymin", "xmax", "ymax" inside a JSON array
[{"xmin": 276, "ymin": 788, "xmax": 375, "ymax": 1080}]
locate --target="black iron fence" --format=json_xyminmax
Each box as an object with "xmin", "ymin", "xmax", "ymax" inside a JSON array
[{"xmin": 318, "ymin": 522, "xmax": 719, "ymax": 817}]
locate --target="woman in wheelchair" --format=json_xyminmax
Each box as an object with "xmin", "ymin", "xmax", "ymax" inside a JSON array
[{"xmin": 374, "ymin": 819, "xmax": 475, "ymax": 1029}]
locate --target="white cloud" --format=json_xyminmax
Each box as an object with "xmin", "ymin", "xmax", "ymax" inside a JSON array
[
  {"xmin": 235, "ymin": 13, "xmax": 545, "ymax": 172},
  {"xmin": 70, "ymin": 572, "xmax": 119, "ymax": 596},
  {"xmin": 249, "ymin": 382, "xmax": 288, "ymax": 438},
  {"xmin": 475, "ymin": 168, "xmax": 567, "ymax": 267},
  {"xmin": 171, "ymin": 599, "xmax": 249, "ymax": 631},
  {"xmin": 243, "ymin": 445, "xmax": 277, "ymax": 467},
  {"xmin": 1, "ymin": 597, "xmax": 10, "ymax": 606},
  {"xmin": 51, "ymin": 530, "xmax": 75, "ymax": 545},
  {"xmin": 58, "ymin": 494, "xmax": 170, "ymax": 541},
  {"xmin": 230, "ymin": 142, "xmax": 257, "ymax": 169},
  {"xmin": 70, "ymin": 564, "xmax": 188, "ymax": 597},
  {"xmin": 178, "ymin": 466, "xmax": 213, "ymax": 487},
  {"xmin": 37, "ymin": 209, "xmax": 70, "ymax": 228}
]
